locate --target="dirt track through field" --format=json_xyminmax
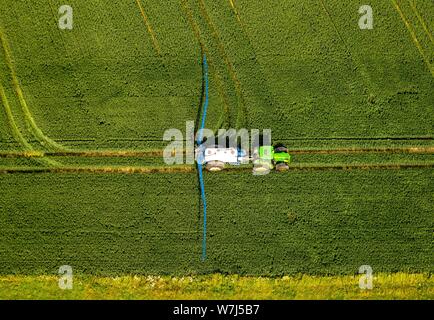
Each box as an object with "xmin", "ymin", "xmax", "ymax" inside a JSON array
[
  {"xmin": 289, "ymin": 146, "xmax": 434, "ymax": 154},
  {"xmin": 0, "ymin": 146, "xmax": 433, "ymax": 158},
  {"xmin": 0, "ymin": 162, "xmax": 432, "ymax": 175},
  {"xmin": 0, "ymin": 165, "xmax": 195, "ymax": 174}
]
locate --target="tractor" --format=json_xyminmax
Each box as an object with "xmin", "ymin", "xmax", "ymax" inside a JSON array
[
  {"xmin": 252, "ymin": 143, "xmax": 291, "ymax": 174},
  {"xmin": 195, "ymin": 135, "xmax": 290, "ymax": 173},
  {"xmin": 273, "ymin": 143, "xmax": 291, "ymax": 171}
]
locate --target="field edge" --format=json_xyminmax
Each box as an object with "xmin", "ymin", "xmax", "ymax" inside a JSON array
[{"xmin": 0, "ymin": 273, "xmax": 432, "ymax": 300}]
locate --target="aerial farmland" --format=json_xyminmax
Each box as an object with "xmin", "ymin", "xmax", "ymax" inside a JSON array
[{"xmin": 0, "ymin": 0, "xmax": 432, "ymax": 301}]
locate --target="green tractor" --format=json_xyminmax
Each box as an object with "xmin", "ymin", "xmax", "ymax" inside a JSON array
[
  {"xmin": 252, "ymin": 143, "xmax": 291, "ymax": 173},
  {"xmin": 273, "ymin": 143, "xmax": 291, "ymax": 171}
]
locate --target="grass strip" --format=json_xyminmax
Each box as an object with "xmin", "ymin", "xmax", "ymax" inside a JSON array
[{"xmin": 0, "ymin": 273, "xmax": 432, "ymax": 300}]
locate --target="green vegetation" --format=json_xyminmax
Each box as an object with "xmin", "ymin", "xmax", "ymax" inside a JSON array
[
  {"xmin": 0, "ymin": 0, "xmax": 432, "ymax": 299},
  {"xmin": 0, "ymin": 0, "xmax": 200, "ymax": 150},
  {"xmin": 0, "ymin": 273, "xmax": 432, "ymax": 300},
  {"xmin": 0, "ymin": 0, "xmax": 433, "ymax": 152},
  {"xmin": 0, "ymin": 169, "xmax": 432, "ymax": 275}
]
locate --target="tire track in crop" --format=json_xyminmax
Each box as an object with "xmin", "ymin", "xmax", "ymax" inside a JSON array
[
  {"xmin": 53, "ymin": 135, "xmax": 431, "ymax": 143},
  {"xmin": 134, "ymin": 0, "xmax": 185, "ymax": 138},
  {"xmin": 223, "ymin": 162, "xmax": 434, "ymax": 172},
  {"xmin": 196, "ymin": 0, "xmax": 248, "ymax": 129},
  {"xmin": 0, "ymin": 162, "xmax": 432, "ymax": 174},
  {"xmin": 0, "ymin": 165, "xmax": 195, "ymax": 174},
  {"xmin": 289, "ymin": 146, "xmax": 434, "ymax": 155},
  {"xmin": 274, "ymin": 136, "xmax": 433, "ymax": 141},
  {"xmin": 0, "ymin": 82, "xmax": 58, "ymax": 167},
  {"xmin": 391, "ymin": 0, "xmax": 434, "ymax": 77},
  {"xmin": 135, "ymin": 0, "xmax": 162, "ymax": 56},
  {"xmin": 0, "ymin": 83, "xmax": 33, "ymax": 151},
  {"xmin": 179, "ymin": 0, "xmax": 232, "ymax": 131},
  {"xmin": 319, "ymin": 0, "xmax": 374, "ymax": 93},
  {"xmin": 409, "ymin": 0, "xmax": 434, "ymax": 45},
  {"xmin": 196, "ymin": 48, "xmax": 227, "ymax": 134},
  {"xmin": 228, "ymin": 0, "xmax": 242, "ymax": 25},
  {"xmin": 181, "ymin": 0, "xmax": 233, "ymax": 131},
  {"xmin": 197, "ymin": 0, "xmax": 248, "ymax": 128},
  {"xmin": 0, "ymin": 30, "xmax": 60, "ymax": 166},
  {"xmin": 1, "ymin": 146, "xmax": 432, "ymax": 158},
  {"xmin": 0, "ymin": 31, "xmax": 68, "ymax": 154},
  {"xmin": 134, "ymin": 0, "xmax": 212, "ymax": 135}
]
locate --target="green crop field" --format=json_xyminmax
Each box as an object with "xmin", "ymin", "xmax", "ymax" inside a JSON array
[{"xmin": 0, "ymin": 0, "xmax": 433, "ymax": 300}]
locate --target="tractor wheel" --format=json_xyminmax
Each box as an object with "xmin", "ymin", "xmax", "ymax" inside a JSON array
[
  {"xmin": 252, "ymin": 164, "xmax": 271, "ymax": 174},
  {"xmin": 275, "ymin": 162, "xmax": 289, "ymax": 172},
  {"xmin": 205, "ymin": 161, "xmax": 225, "ymax": 172}
]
